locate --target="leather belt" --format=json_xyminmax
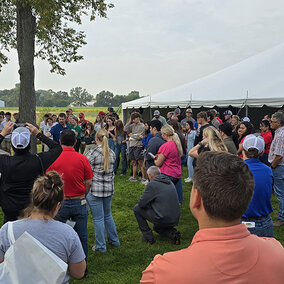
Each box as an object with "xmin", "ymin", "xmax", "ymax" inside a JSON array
[
  {"xmin": 64, "ymin": 194, "xmax": 85, "ymax": 200},
  {"xmin": 242, "ymin": 215, "xmax": 268, "ymax": 220}
]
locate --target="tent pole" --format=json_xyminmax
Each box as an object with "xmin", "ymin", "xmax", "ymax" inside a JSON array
[
  {"xmin": 149, "ymin": 95, "xmax": 152, "ymax": 119},
  {"xmin": 245, "ymin": 91, "xmax": 248, "ymax": 117}
]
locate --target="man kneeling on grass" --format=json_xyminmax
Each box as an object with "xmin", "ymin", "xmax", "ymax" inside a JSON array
[
  {"xmin": 140, "ymin": 152, "xmax": 284, "ymax": 284},
  {"xmin": 133, "ymin": 166, "xmax": 180, "ymax": 245}
]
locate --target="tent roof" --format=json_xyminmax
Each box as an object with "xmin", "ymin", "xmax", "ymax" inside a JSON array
[{"xmin": 122, "ymin": 43, "xmax": 284, "ymax": 109}]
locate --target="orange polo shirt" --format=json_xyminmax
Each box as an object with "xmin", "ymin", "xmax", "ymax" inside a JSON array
[{"xmin": 141, "ymin": 224, "xmax": 284, "ymax": 284}]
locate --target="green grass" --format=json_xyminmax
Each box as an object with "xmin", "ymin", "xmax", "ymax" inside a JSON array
[
  {"xmin": 4, "ymin": 141, "xmax": 284, "ymax": 283},
  {"xmin": 71, "ymin": 169, "xmax": 199, "ymax": 284},
  {"xmin": 66, "ymin": 167, "xmax": 282, "ymax": 284}
]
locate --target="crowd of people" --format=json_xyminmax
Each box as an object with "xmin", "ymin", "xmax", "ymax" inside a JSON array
[{"xmin": 0, "ymin": 106, "xmax": 283, "ymax": 283}]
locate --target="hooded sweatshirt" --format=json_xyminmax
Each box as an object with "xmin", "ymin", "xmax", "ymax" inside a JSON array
[{"xmin": 138, "ymin": 174, "xmax": 180, "ymax": 225}]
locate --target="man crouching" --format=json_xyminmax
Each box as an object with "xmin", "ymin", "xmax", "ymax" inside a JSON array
[{"xmin": 133, "ymin": 166, "xmax": 180, "ymax": 245}]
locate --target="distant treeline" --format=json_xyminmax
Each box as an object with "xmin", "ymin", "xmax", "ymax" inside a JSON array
[{"xmin": 0, "ymin": 84, "xmax": 140, "ymax": 107}]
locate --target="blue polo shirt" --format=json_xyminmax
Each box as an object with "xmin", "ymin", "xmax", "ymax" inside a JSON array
[
  {"xmin": 243, "ymin": 158, "xmax": 273, "ymax": 219},
  {"xmin": 49, "ymin": 123, "xmax": 71, "ymax": 144}
]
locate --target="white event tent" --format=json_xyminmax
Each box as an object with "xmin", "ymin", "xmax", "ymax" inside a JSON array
[{"xmin": 122, "ymin": 43, "xmax": 284, "ymax": 121}]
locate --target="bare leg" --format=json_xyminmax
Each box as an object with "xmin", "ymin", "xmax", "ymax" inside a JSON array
[
  {"xmin": 132, "ymin": 160, "xmax": 137, "ymax": 178},
  {"xmin": 138, "ymin": 159, "xmax": 146, "ymax": 179}
]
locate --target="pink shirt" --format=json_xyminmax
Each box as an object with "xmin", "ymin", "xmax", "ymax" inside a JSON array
[
  {"xmin": 158, "ymin": 141, "xmax": 181, "ymax": 178},
  {"xmin": 141, "ymin": 224, "xmax": 284, "ymax": 284}
]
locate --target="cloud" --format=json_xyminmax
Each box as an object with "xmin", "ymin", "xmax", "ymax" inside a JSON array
[{"xmin": 1, "ymin": 0, "xmax": 284, "ymax": 97}]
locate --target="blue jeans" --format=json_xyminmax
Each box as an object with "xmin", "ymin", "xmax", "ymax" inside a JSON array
[
  {"xmin": 242, "ymin": 215, "xmax": 274, "ymax": 237},
  {"xmin": 187, "ymin": 156, "xmax": 194, "ymax": 179},
  {"xmin": 175, "ymin": 178, "xmax": 183, "ymax": 203},
  {"xmin": 108, "ymin": 138, "xmax": 116, "ymax": 153},
  {"xmin": 273, "ymin": 166, "xmax": 284, "ymax": 220},
  {"xmin": 86, "ymin": 193, "xmax": 120, "ymax": 252},
  {"xmin": 114, "ymin": 142, "xmax": 127, "ymax": 175},
  {"xmin": 55, "ymin": 198, "xmax": 88, "ymax": 259}
]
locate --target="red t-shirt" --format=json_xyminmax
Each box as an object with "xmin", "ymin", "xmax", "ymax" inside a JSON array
[
  {"xmin": 79, "ymin": 119, "xmax": 89, "ymax": 125},
  {"xmin": 238, "ymin": 137, "xmax": 245, "ymax": 158},
  {"xmin": 47, "ymin": 147, "xmax": 93, "ymax": 197},
  {"xmin": 260, "ymin": 131, "xmax": 273, "ymax": 154}
]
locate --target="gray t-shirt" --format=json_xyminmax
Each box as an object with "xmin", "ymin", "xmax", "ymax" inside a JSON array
[{"xmin": 0, "ymin": 219, "xmax": 85, "ymax": 284}]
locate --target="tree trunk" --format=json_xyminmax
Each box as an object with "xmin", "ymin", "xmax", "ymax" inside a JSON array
[{"xmin": 16, "ymin": 2, "xmax": 37, "ymax": 153}]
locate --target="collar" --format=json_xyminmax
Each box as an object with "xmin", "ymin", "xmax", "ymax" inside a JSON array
[
  {"xmin": 276, "ymin": 125, "xmax": 284, "ymax": 133},
  {"xmin": 244, "ymin": 158, "xmax": 260, "ymax": 164},
  {"xmin": 62, "ymin": 147, "xmax": 75, "ymax": 152},
  {"xmin": 191, "ymin": 224, "xmax": 249, "ymax": 245}
]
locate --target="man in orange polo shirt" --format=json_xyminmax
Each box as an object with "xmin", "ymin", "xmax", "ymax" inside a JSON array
[
  {"xmin": 141, "ymin": 152, "xmax": 284, "ymax": 284},
  {"xmin": 47, "ymin": 130, "xmax": 93, "ymax": 266}
]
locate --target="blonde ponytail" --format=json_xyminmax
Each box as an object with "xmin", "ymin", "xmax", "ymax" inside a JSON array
[
  {"xmin": 96, "ymin": 129, "xmax": 110, "ymax": 171},
  {"xmin": 161, "ymin": 125, "xmax": 183, "ymax": 157}
]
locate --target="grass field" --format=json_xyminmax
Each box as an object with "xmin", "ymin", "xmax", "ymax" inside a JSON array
[
  {"xmin": 2, "ymin": 107, "xmax": 284, "ymax": 283},
  {"xmin": 66, "ymin": 167, "xmax": 284, "ymax": 284}
]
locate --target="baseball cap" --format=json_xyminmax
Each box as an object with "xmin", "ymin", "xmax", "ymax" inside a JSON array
[
  {"xmin": 243, "ymin": 134, "xmax": 265, "ymax": 154},
  {"xmin": 11, "ymin": 127, "xmax": 30, "ymax": 149},
  {"xmin": 154, "ymin": 110, "xmax": 160, "ymax": 116},
  {"xmin": 224, "ymin": 110, "xmax": 233, "ymax": 115},
  {"xmin": 79, "ymin": 112, "xmax": 84, "ymax": 118},
  {"xmin": 242, "ymin": 117, "xmax": 250, "ymax": 122},
  {"xmin": 174, "ymin": 108, "xmax": 181, "ymax": 114},
  {"xmin": 99, "ymin": 111, "xmax": 106, "ymax": 115},
  {"xmin": 186, "ymin": 108, "xmax": 193, "ymax": 113}
]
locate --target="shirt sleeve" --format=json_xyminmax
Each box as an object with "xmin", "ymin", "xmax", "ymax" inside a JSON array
[
  {"xmin": 0, "ymin": 223, "xmax": 9, "ymax": 260},
  {"xmin": 49, "ymin": 125, "xmax": 56, "ymax": 136},
  {"xmin": 158, "ymin": 142, "xmax": 170, "ymax": 158},
  {"xmin": 273, "ymin": 135, "xmax": 284, "ymax": 157},
  {"xmin": 83, "ymin": 156, "xmax": 94, "ymax": 180},
  {"xmin": 68, "ymin": 231, "xmax": 86, "ymax": 264},
  {"xmin": 140, "ymin": 255, "xmax": 163, "ymax": 284}
]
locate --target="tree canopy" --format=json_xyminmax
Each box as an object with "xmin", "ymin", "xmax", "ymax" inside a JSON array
[
  {"xmin": 94, "ymin": 90, "xmax": 140, "ymax": 107},
  {"xmin": 0, "ymin": 0, "xmax": 114, "ymax": 74},
  {"xmin": 0, "ymin": 0, "xmax": 113, "ymax": 152}
]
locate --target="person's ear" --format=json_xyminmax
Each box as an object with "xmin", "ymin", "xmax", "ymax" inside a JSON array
[{"xmin": 191, "ymin": 188, "xmax": 202, "ymax": 210}]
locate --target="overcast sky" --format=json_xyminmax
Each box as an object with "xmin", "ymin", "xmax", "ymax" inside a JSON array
[{"xmin": 1, "ymin": 0, "xmax": 284, "ymax": 97}]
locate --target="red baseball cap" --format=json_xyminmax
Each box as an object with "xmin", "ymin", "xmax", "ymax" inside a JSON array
[
  {"xmin": 79, "ymin": 112, "xmax": 84, "ymax": 117},
  {"xmin": 99, "ymin": 111, "xmax": 106, "ymax": 115}
]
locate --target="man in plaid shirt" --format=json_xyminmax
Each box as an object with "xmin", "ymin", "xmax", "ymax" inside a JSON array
[{"xmin": 269, "ymin": 111, "xmax": 284, "ymax": 226}]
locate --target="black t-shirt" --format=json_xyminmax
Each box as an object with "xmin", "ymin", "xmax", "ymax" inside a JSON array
[{"xmin": 194, "ymin": 124, "xmax": 210, "ymax": 145}]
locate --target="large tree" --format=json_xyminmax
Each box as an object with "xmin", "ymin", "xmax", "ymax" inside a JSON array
[
  {"xmin": 70, "ymin": 87, "xmax": 93, "ymax": 106},
  {"xmin": 0, "ymin": 0, "xmax": 113, "ymax": 151}
]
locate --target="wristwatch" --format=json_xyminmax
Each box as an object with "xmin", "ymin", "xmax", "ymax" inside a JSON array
[{"xmin": 198, "ymin": 142, "xmax": 203, "ymax": 147}]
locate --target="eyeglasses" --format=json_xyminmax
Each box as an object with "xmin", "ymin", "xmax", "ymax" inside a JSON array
[{"xmin": 271, "ymin": 120, "xmax": 279, "ymax": 124}]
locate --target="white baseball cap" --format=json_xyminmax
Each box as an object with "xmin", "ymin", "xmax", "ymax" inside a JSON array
[
  {"xmin": 11, "ymin": 127, "xmax": 30, "ymax": 149},
  {"xmin": 243, "ymin": 134, "xmax": 265, "ymax": 154}
]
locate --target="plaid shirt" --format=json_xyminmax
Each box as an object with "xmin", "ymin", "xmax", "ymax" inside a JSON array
[
  {"xmin": 268, "ymin": 125, "xmax": 284, "ymax": 165},
  {"xmin": 86, "ymin": 145, "xmax": 116, "ymax": 197}
]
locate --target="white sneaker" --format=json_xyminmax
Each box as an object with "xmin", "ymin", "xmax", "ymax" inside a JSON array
[
  {"xmin": 141, "ymin": 179, "xmax": 149, "ymax": 185},
  {"xmin": 184, "ymin": 178, "xmax": 192, "ymax": 183}
]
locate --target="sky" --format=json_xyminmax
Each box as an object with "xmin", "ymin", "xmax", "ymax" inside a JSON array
[{"xmin": 1, "ymin": 0, "xmax": 284, "ymax": 98}]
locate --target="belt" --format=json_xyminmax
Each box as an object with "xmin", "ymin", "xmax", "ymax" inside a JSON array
[
  {"xmin": 64, "ymin": 194, "xmax": 85, "ymax": 200},
  {"xmin": 242, "ymin": 215, "xmax": 268, "ymax": 221}
]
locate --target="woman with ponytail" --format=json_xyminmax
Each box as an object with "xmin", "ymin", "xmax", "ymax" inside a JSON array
[
  {"xmin": 85, "ymin": 129, "xmax": 120, "ymax": 253},
  {"xmin": 0, "ymin": 172, "xmax": 86, "ymax": 282},
  {"xmin": 155, "ymin": 125, "xmax": 183, "ymax": 200}
]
